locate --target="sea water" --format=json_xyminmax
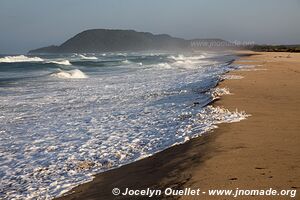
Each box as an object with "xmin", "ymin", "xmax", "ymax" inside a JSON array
[{"xmin": 0, "ymin": 52, "xmax": 248, "ymax": 199}]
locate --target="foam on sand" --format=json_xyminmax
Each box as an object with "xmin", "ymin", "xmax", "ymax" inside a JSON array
[
  {"xmin": 0, "ymin": 55, "xmax": 44, "ymax": 63},
  {"xmin": 209, "ymin": 87, "xmax": 231, "ymax": 100},
  {"xmin": 221, "ymin": 74, "xmax": 244, "ymax": 80},
  {"xmin": 51, "ymin": 69, "xmax": 88, "ymax": 79},
  {"xmin": 173, "ymin": 105, "xmax": 249, "ymax": 143},
  {"xmin": 197, "ymin": 106, "xmax": 250, "ymax": 125},
  {"xmin": 237, "ymin": 65, "xmax": 267, "ymax": 71}
]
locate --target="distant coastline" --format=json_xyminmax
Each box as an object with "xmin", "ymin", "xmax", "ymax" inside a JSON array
[
  {"xmin": 28, "ymin": 29, "xmax": 300, "ymax": 55},
  {"xmin": 28, "ymin": 29, "xmax": 236, "ymax": 54},
  {"xmin": 250, "ymin": 44, "xmax": 300, "ymax": 53}
]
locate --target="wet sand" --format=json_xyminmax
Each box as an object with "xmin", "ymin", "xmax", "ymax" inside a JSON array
[{"xmin": 56, "ymin": 51, "xmax": 300, "ymax": 200}]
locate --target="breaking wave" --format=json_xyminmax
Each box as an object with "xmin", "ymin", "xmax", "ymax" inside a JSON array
[
  {"xmin": 157, "ymin": 63, "xmax": 172, "ymax": 69},
  {"xmin": 122, "ymin": 59, "xmax": 131, "ymax": 64},
  {"xmin": 0, "ymin": 55, "xmax": 44, "ymax": 63},
  {"xmin": 51, "ymin": 69, "xmax": 88, "ymax": 79},
  {"xmin": 78, "ymin": 54, "xmax": 98, "ymax": 60},
  {"xmin": 168, "ymin": 54, "xmax": 206, "ymax": 61},
  {"xmin": 46, "ymin": 60, "xmax": 72, "ymax": 66},
  {"xmin": 152, "ymin": 54, "xmax": 209, "ymax": 69}
]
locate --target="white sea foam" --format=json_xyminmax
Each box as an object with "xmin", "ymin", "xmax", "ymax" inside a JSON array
[
  {"xmin": 51, "ymin": 69, "xmax": 88, "ymax": 79},
  {"xmin": 168, "ymin": 54, "xmax": 206, "ymax": 61},
  {"xmin": 47, "ymin": 60, "xmax": 72, "ymax": 66},
  {"xmin": 197, "ymin": 106, "xmax": 249, "ymax": 125},
  {"xmin": 0, "ymin": 52, "xmax": 248, "ymax": 200},
  {"xmin": 240, "ymin": 68, "xmax": 268, "ymax": 71},
  {"xmin": 157, "ymin": 63, "xmax": 172, "ymax": 69},
  {"xmin": 122, "ymin": 59, "xmax": 131, "ymax": 64},
  {"xmin": 78, "ymin": 54, "xmax": 98, "ymax": 60},
  {"xmin": 168, "ymin": 54, "xmax": 216, "ymax": 69},
  {"xmin": 172, "ymin": 106, "xmax": 249, "ymax": 145},
  {"xmin": 154, "ymin": 54, "xmax": 209, "ymax": 69},
  {"xmin": 221, "ymin": 74, "xmax": 244, "ymax": 80},
  {"xmin": 237, "ymin": 65, "xmax": 267, "ymax": 71},
  {"xmin": 0, "ymin": 55, "xmax": 44, "ymax": 63},
  {"xmin": 117, "ymin": 53, "xmax": 127, "ymax": 56},
  {"xmin": 209, "ymin": 87, "xmax": 231, "ymax": 100},
  {"xmin": 172, "ymin": 60, "xmax": 197, "ymax": 69}
]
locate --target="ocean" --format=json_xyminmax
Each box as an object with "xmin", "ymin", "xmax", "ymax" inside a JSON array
[{"xmin": 0, "ymin": 52, "xmax": 248, "ymax": 199}]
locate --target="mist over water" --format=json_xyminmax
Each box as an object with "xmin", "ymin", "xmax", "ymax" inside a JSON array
[{"xmin": 0, "ymin": 52, "xmax": 248, "ymax": 199}]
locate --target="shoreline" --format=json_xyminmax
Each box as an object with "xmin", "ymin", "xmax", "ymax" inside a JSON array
[
  {"xmin": 56, "ymin": 51, "xmax": 300, "ymax": 200},
  {"xmin": 180, "ymin": 51, "xmax": 300, "ymax": 200}
]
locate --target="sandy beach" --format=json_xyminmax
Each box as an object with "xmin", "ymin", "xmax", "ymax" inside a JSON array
[{"xmin": 57, "ymin": 51, "xmax": 300, "ymax": 200}]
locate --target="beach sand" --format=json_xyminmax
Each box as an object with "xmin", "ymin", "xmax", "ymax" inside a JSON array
[{"xmin": 56, "ymin": 51, "xmax": 300, "ymax": 200}]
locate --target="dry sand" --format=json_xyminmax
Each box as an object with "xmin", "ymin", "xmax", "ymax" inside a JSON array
[
  {"xmin": 180, "ymin": 51, "xmax": 300, "ymax": 199},
  {"xmin": 57, "ymin": 51, "xmax": 300, "ymax": 200}
]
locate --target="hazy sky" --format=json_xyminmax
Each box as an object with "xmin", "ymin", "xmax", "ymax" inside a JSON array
[{"xmin": 0, "ymin": 0, "xmax": 299, "ymax": 53}]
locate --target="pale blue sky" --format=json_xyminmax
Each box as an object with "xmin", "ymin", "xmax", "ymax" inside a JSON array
[{"xmin": 0, "ymin": 0, "xmax": 299, "ymax": 53}]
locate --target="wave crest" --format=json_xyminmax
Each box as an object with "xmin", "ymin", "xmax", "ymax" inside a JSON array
[
  {"xmin": 51, "ymin": 69, "xmax": 88, "ymax": 79},
  {"xmin": 157, "ymin": 63, "xmax": 172, "ymax": 69},
  {"xmin": 0, "ymin": 55, "xmax": 44, "ymax": 63},
  {"xmin": 168, "ymin": 54, "xmax": 205, "ymax": 61},
  {"xmin": 47, "ymin": 60, "xmax": 72, "ymax": 66},
  {"xmin": 166, "ymin": 54, "xmax": 209, "ymax": 69},
  {"xmin": 79, "ymin": 54, "xmax": 98, "ymax": 60}
]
